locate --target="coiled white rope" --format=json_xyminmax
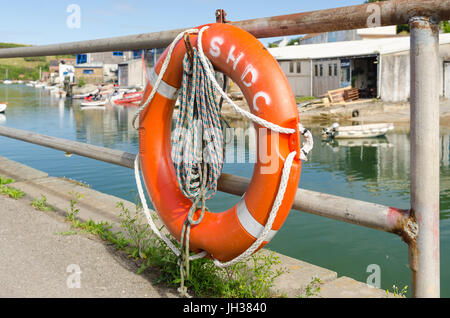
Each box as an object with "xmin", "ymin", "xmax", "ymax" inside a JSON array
[
  {"xmin": 134, "ymin": 157, "xmax": 180, "ymax": 257},
  {"xmin": 133, "ymin": 27, "xmax": 209, "ymax": 266},
  {"xmin": 134, "ymin": 154, "xmax": 208, "ymax": 260}
]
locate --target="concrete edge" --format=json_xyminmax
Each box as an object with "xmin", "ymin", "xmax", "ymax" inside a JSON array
[
  {"xmin": 0, "ymin": 155, "xmax": 48, "ymax": 182},
  {"xmin": 0, "ymin": 155, "xmax": 392, "ymax": 298}
]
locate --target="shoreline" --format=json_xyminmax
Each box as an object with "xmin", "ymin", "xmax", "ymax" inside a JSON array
[{"xmin": 220, "ymin": 98, "xmax": 450, "ymax": 132}]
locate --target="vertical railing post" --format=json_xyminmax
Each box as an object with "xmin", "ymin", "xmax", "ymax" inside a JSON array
[{"xmin": 409, "ymin": 16, "xmax": 440, "ymax": 298}]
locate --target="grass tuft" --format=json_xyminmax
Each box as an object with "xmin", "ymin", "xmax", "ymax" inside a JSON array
[
  {"xmin": 31, "ymin": 195, "xmax": 53, "ymax": 212},
  {"xmin": 0, "ymin": 176, "xmax": 15, "ymax": 185}
]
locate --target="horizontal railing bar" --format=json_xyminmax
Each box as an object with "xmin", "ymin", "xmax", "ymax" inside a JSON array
[
  {"xmin": 0, "ymin": 125, "xmax": 416, "ymax": 242},
  {"xmin": 235, "ymin": 0, "xmax": 450, "ymax": 39},
  {"xmin": 0, "ymin": 0, "xmax": 449, "ymax": 58},
  {"xmin": 0, "ymin": 28, "xmax": 186, "ymax": 59}
]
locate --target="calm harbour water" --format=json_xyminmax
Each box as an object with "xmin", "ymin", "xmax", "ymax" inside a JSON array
[{"xmin": 1, "ymin": 84, "xmax": 449, "ymax": 297}]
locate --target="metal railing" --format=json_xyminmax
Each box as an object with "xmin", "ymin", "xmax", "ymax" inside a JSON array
[{"xmin": 0, "ymin": 0, "xmax": 447, "ymax": 298}]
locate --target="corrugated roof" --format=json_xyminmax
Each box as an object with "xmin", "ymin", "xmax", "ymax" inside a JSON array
[{"xmin": 269, "ymin": 33, "xmax": 450, "ymax": 60}]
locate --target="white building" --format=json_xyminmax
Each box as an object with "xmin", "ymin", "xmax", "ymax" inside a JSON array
[
  {"xmin": 269, "ymin": 33, "xmax": 450, "ymax": 102},
  {"xmin": 118, "ymin": 59, "xmax": 146, "ymax": 88},
  {"xmin": 59, "ymin": 64, "xmax": 74, "ymax": 83}
]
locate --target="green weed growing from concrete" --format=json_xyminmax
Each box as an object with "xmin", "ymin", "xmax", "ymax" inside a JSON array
[
  {"xmin": 0, "ymin": 176, "xmax": 25, "ymax": 199},
  {"xmin": 63, "ymin": 191, "xmax": 130, "ymax": 249},
  {"xmin": 116, "ymin": 201, "xmax": 153, "ymax": 259},
  {"xmin": 298, "ymin": 277, "xmax": 323, "ymax": 298},
  {"xmin": 65, "ymin": 191, "xmax": 84, "ymax": 222},
  {"xmin": 115, "ymin": 201, "xmax": 284, "ymax": 298},
  {"xmin": 386, "ymin": 285, "xmax": 408, "ymax": 298},
  {"xmin": 31, "ymin": 195, "xmax": 53, "ymax": 212},
  {"xmin": 0, "ymin": 176, "xmax": 25, "ymax": 200},
  {"xmin": 0, "ymin": 176, "xmax": 15, "ymax": 185}
]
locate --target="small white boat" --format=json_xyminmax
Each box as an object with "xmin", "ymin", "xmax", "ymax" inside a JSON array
[
  {"xmin": 34, "ymin": 82, "xmax": 45, "ymax": 88},
  {"xmin": 3, "ymin": 80, "xmax": 12, "ymax": 85},
  {"xmin": 109, "ymin": 91, "xmax": 124, "ymax": 103},
  {"xmin": 80, "ymin": 105, "xmax": 106, "ymax": 110},
  {"xmin": 44, "ymin": 85, "xmax": 59, "ymax": 91},
  {"xmin": 322, "ymin": 122, "xmax": 394, "ymax": 139},
  {"xmin": 81, "ymin": 99, "xmax": 108, "ymax": 107},
  {"xmin": 72, "ymin": 89, "xmax": 99, "ymax": 99},
  {"xmin": 0, "ymin": 102, "xmax": 7, "ymax": 113},
  {"xmin": 118, "ymin": 88, "xmax": 136, "ymax": 94}
]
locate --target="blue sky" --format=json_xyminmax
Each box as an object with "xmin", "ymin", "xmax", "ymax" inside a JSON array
[{"xmin": 0, "ymin": 0, "xmax": 364, "ymax": 46}]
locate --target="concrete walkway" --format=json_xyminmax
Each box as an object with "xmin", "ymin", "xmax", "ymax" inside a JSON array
[
  {"xmin": 0, "ymin": 195, "xmax": 178, "ymax": 298},
  {"xmin": 0, "ymin": 155, "xmax": 392, "ymax": 298}
]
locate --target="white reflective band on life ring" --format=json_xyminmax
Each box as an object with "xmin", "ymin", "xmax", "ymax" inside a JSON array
[
  {"xmin": 148, "ymin": 68, "xmax": 179, "ymax": 101},
  {"xmin": 236, "ymin": 196, "xmax": 278, "ymax": 242}
]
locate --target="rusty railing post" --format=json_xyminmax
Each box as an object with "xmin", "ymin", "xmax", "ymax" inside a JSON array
[
  {"xmin": 409, "ymin": 16, "xmax": 441, "ymax": 298},
  {"xmin": 215, "ymin": 9, "xmax": 230, "ymax": 24}
]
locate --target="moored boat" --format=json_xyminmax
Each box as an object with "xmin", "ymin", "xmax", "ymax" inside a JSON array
[
  {"xmin": 123, "ymin": 91, "xmax": 143, "ymax": 98},
  {"xmin": 114, "ymin": 98, "xmax": 142, "ymax": 105},
  {"xmin": 0, "ymin": 102, "xmax": 7, "ymax": 113},
  {"xmin": 81, "ymin": 99, "xmax": 108, "ymax": 107},
  {"xmin": 44, "ymin": 85, "xmax": 59, "ymax": 91},
  {"xmin": 113, "ymin": 92, "xmax": 143, "ymax": 105},
  {"xmin": 80, "ymin": 105, "xmax": 106, "ymax": 110},
  {"xmin": 109, "ymin": 91, "xmax": 124, "ymax": 103},
  {"xmin": 322, "ymin": 122, "xmax": 394, "ymax": 139},
  {"xmin": 115, "ymin": 100, "xmax": 140, "ymax": 107},
  {"xmin": 72, "ymin": 89, "xmax": 99, "ymax": 99}
]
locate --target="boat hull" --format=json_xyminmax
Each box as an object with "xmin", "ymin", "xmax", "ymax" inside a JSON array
[
  {"xmin": 81, "ymin": 100, "xmax": 107, "ymax": 107},
  {"xmin": 323, "ymin": 123, "xmax": 394, "ymax": 139},
  {"xmin": 0, "ymin": 103, "xmax": 7, "ymax": 113}
]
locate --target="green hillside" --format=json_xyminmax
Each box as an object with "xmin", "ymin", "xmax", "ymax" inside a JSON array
[
  {"xmin": 0, "ymin": 42, "xmax": 28, "ymax": 49},
  {"xmin": 0, "ymin": 42, "xmax": 50, "ymax": 80}
]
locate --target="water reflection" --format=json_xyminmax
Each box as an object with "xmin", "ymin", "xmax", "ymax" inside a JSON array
[
  {"xmin": 312, "ymin": 127, "xmax": 450, "ymax": 220},
  {"xmin": 324, "ymin": 136, "xmax": 393, "ymax": 150},
  {"xmin": 69, "ymin": 99, "xmax": 139, "ymax": 150}
]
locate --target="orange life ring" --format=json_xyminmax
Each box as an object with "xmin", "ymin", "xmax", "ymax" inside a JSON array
[{"xmin": 139, "ymin": 23, "xmax": 302, "ymax": 262}]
